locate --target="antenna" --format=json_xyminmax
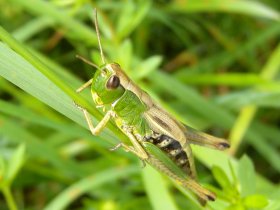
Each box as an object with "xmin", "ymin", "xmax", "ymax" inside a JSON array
[
  {"xmin": 76, "ymin": 54, "xmax": 99, "ymax": 69},
  {"xmin": 94, "ymin": 8, "xmax": 106, "ymax": 64}
]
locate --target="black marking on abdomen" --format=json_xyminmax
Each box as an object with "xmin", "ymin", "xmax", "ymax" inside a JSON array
[{"xmin": 146, "ymin": 134, "xmax": 192, "ymax": 178}]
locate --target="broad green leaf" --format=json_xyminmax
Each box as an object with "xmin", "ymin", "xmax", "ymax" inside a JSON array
[
  {"xmin": 243, "ymin": 194, "xmax": 268, "ymax": 208},
  {"xmin": 226, "ymin": 203, "xmax": 245, "ymax": 210},
  {"xmin": 264, "ymin": 200, "xmax": 280, "ymax": 210},
  {"xmin": 208, "ymin": 198, "xmax": 229, "ymax": 210},
  {"xmin": 212, "ymin": 166, "xmax": 231, "ymax": 189},
  {"xmin": 238, "ymin": 155, "xmax": 255, "ymax": 196}
]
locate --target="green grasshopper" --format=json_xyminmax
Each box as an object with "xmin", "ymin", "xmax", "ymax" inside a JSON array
[{"xmin": 75, "ymin": 9, "xmax": 230, "ymax": 205}]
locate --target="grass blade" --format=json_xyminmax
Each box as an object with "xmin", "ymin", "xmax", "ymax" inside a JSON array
[
  {"xmin": 142, "ymin": 165, "xmax": 179, "ymax": 210},
  {"xmin": 44, "ymin": 166, "xmax": 139, "ymax": 210},
  {"xmin": 169, "ymin": 0, "xmax": 280, "ymax": 20}
]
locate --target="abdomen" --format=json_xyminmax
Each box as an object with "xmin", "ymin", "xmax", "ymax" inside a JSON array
[{"xmin": 145, "ymin": 133, "xmax": 195, "ymax": 179}]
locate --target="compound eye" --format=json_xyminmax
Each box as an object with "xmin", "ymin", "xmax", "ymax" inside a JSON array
[
  {"xmin": 106, "ymin": 75, "xmax": 120, "ymax": 89},
  {"xmin": 113, "ymin": 63, "xmax": 121, "ymax": 67}
]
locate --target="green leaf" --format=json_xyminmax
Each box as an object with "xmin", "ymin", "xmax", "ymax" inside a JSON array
[
  {"xmin": 212, "ymin": 165, "xmax": 231, "ymax": 189},
  {"xmin": 0, "ymin": 41, "xmax": 87, "ymax": 130},
  {"xmin": 13, "ymin": 16, "xmax": 54, "ymax": 41},
  {"xmin": 134, "ymin": 55, "xmax": 163, "ymax": 79},
  {"xmin": 145, "ymin": 142, "xmax": 201, "ymax": 209},
  {"xmin": 44, "ymin": 166, "xmax": 139, "ymax": 210},
  {"xmin": 117, "ymin": 0, "xmax": 151, "ymax": 39},
  {"xmin": 264, "ymin": 200, "xmax": 280, "ymax": 210},
  {"xmin": 217, "ymin": 90, "xmax": 280, "ymax": 110},
  {"xmin": 0, "ymin": 26, "xmax": 128, "ymax": 145},
  {"xmin": 6, "ymin": 144, "xmax": 25, "ymax": 184},
  {"xmin": 142, "ymin": 164, "xmax": 179, "ymax": 210},
  {"xmin": 0, "ymin": 118, "xmax": 83, "ymax": 178},
  {"xmin": 243, "ymin": 194, "xmax": 268, "ymax": 208},
  {"xmin": 0, "ymin": 157, "xmax": 5, "ymax": 185},
  {"xmin": 180, "ymin": 73, "xmax": 268, "ymax": 87},
  {"xmin": 169, "ymin": 0, "xmax": 280, "ymax": 20},
  {"xmin": 9, "ymin": 0, "xmax": 98, "ymax": 45},
  {"xmin": 174, "ymin": 23, "xmax": 280, "ymax": 77},
  {"xmin": 115, "ymin": 39, "xmax": 133, "ymax": 72},
  {"xmin": 226, "ymin": 203, "xmax": 245, "ymax": 210},
  {"xmin": 238, "ymin": 155, "xmax": 255, "ymax": 196}
]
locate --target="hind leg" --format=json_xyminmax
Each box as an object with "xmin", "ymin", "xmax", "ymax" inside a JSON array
[{"xmin": 180, "ymin": 141, "xmax": 197, "ymax": 180}]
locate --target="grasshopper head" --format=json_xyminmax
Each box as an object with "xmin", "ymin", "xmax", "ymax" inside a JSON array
[{"xmin": 91, "ymin": 63, "xmax": 125, "ymax": 105}]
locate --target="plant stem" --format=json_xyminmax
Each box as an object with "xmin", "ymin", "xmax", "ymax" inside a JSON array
[{"xmin": 2, "ymin": 186, "xmax": 18, "ymax": 210}]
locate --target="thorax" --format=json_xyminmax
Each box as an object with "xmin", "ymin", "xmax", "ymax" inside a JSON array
[{"xmin": 112, "ymin": 90, "xmax": 151, "ymax": 138}]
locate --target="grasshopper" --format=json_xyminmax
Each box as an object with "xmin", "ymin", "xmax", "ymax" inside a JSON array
[{"xmin": 75, "ymin": 9, "xmax": 230, "ymax": 205}]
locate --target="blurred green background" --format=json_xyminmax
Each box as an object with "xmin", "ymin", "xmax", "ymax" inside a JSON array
[{"xmin": 0, "ymin": 0, "xmax": 280, "ymax": 209}]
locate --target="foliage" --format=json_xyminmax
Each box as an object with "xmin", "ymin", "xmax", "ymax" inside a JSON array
[{"xmin": 0, "ymin": 0, "xmax": 280, "ymax": 209}]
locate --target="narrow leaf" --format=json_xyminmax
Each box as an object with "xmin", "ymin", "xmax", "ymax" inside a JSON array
[
  {"xmin": 142, "ymin": 165, "xmax": 179, "ymax": 210},
  {"xmin": 169, "ymin": 0, "xmax": 280, "ymax": 20},
  {"xmin": 6, "ymin": 144, "xmax": 25, "ymax": 184},
  {"xmin": 44, "ymin": 166, "xmax": 139, "ymax": 210}
]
